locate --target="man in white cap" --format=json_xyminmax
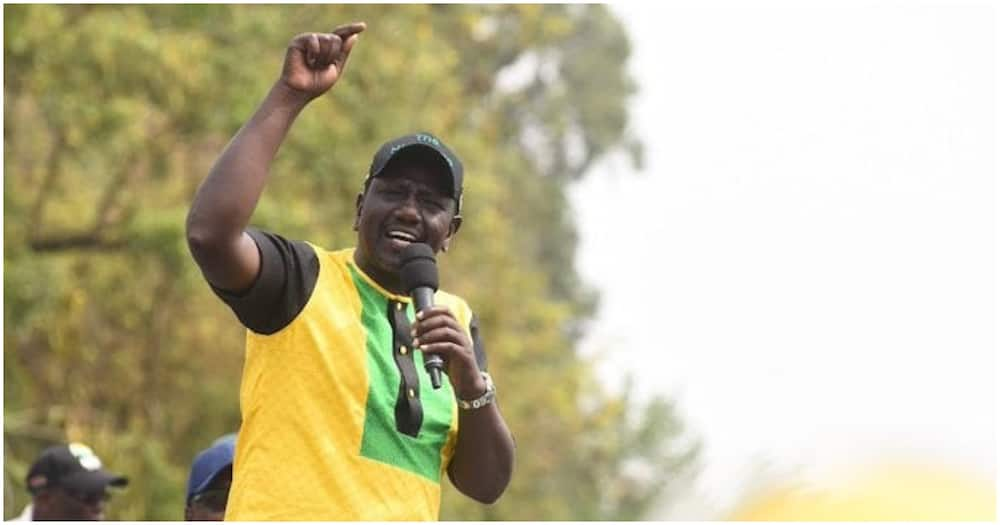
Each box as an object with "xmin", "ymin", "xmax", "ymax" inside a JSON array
[{"xmin": 8, "ymin": 443, "xmax": 128, "ymax": 521}]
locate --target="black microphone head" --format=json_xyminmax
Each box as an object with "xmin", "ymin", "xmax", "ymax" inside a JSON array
[{"xmin": 399, "ymin": 243, "xmax": 438, "ymax": 292}]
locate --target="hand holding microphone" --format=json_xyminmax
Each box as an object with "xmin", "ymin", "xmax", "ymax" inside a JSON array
[
  {"xmin": 400, "ymin": 243, "xmax": 485, "ymax": 398},
  {"xmin": 400, "ymin": 243, "xmax": 445, "ymax": 389}
]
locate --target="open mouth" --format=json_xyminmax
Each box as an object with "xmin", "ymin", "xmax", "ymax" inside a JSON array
[{"xmin": 385, "ymin": 229, "xmax": 419, "ymax": 249}]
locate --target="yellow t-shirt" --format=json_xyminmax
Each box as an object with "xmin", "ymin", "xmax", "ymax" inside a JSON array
[{"xmin": 224, "ymin": 247, "xmax": 471, "ymax": 520}]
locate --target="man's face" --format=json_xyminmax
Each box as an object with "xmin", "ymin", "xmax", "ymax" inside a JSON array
[
  {"xmin": 34, "ymin": 486, "xmax": 110, "ymax": 521},
  {"xmin": 185, "ymin": 465, "xmax": 232, "ymax": 521},
  {"xmin": 354, "ymin": 152, "xmax": 460, "ymax": 290}
]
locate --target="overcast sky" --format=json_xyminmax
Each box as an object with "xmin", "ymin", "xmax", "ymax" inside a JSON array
[{"xmin": 572, "ymin": 1, "xmax": 995, "ymax": 518}]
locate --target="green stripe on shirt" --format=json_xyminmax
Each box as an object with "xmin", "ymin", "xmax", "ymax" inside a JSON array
[{"xmin": 352, "ymin": 264, "xmax": 454, "ymax": 482}]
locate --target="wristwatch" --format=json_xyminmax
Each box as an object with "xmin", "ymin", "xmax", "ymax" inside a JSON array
[{"xmin": 457, "ymin": 371, "xmax": 496, "ymax": 410}]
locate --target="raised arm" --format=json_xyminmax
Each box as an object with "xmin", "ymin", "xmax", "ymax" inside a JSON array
[{"xmin": 186, "ymin": 23, "xmax": 365, "ymax": 292}]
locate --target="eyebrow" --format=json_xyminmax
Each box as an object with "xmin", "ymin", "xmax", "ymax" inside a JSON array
[{"xmin": 379, "ymin": 179, "xmax": 450, "ymax": 199}]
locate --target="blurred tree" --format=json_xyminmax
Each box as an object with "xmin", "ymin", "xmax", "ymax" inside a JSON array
[{"xmin": 4, "ymin": 4, "xmax": 696, "ymax": 520}]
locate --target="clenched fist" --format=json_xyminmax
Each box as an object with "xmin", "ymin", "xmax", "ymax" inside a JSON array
[{"xmin": 281, "ymin": 22, "xmax": 366, "ymax": 99}]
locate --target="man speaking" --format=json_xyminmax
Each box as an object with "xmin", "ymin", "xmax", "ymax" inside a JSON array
[{"xmin": 185, "ymin": 21, "xmax": 514, "ymax": 521}]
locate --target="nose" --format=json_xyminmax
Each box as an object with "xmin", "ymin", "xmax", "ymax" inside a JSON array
[
  {"xmin": 394, "ymin": 192, "xmax": 421, "ymax": 223},
  {"xmin": 85, "ymin": 494, "xmax": 107, "ymax": 513}
]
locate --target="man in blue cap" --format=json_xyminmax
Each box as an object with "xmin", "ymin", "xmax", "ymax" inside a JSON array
[{"xmin": 184, "ymin": 435, "xmax": 236, "ymax": 521}]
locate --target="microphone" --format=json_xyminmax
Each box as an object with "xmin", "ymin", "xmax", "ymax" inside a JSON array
[{"xmin": 399, "ymin": 243, "xmax": 444, "ymax": 389}]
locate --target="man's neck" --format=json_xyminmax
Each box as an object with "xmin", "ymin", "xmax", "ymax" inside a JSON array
[{"xmin": 352, "ymin": 250, "xmax": 405, "ymax": 295}]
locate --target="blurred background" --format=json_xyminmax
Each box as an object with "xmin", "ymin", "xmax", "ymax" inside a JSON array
[{"xmin": 3, "ymin": 2, "xmax": 995, "ymax": 521}]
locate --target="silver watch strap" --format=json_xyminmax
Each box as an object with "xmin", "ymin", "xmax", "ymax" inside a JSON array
[{"xmin": 457, "ymin": 372, "xmax": 496, "ymax": 410}]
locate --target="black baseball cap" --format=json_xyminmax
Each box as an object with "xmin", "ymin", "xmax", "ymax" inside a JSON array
[
  {"xmin": 366, "ymin": 132, "xmax": 464, "ymax": 213},
  {"xmin": 26, "ymin": 443, "xmax": 128, "ymax": 495}
]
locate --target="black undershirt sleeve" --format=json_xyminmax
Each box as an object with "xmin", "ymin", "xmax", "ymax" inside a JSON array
[{"xmin": 210, "ymin": 228, "xmax": 320, "ymax": 335}]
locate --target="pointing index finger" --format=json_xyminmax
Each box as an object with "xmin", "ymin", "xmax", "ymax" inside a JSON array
[{"xmin": 331, "ymin": 21, "xmax": 366, "ymax": 39}]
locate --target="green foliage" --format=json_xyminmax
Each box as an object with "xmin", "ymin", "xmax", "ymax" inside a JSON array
[{"xmin": 4, "ymin": 4, "xmax": 696, "ymax": 520}]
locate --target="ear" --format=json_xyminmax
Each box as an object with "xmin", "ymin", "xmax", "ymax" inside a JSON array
[
  {"xmin": 34, "ymin": 489, "xmax": 52, "ymax": 505},
  {"xmin": 33, "ymin": 488, "xmax": 55, "ymax": 514},
  {"xmin": 353, "ymin": 192, "xmax": 364, "ymax": 231},
  {"xmin": 442, "ymin": 215, "xmax": 462, "ymax": 253}
]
